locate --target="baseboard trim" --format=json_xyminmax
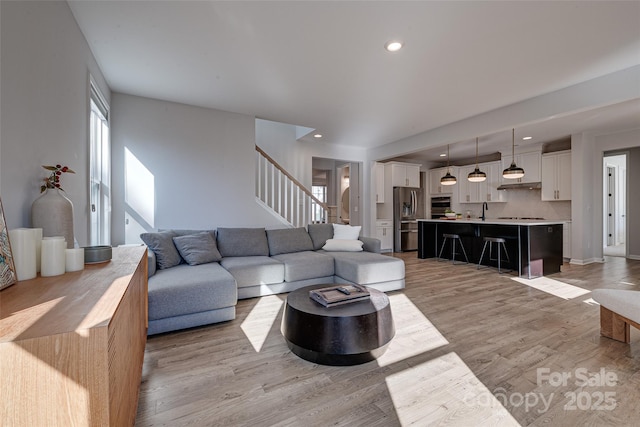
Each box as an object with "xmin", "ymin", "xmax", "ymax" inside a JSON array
[
  {"xmin": 628, "ymin": 254, "xmax": 640, "ymax": 261},
  {"xmin": 570, "ymin": 258, "xmax": 605, "ymax": 265}
]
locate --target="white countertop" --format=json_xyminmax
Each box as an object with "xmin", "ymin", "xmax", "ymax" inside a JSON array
[{"xmin": 418, "ymin": 218, "xmax": 568, "ymax": 226}]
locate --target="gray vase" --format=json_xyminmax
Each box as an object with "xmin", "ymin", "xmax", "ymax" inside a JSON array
[{"xmin": 31, "ymin": 189, "xmax": 74, "ymax": 249}]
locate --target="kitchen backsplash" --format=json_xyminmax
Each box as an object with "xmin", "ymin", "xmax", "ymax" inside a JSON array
[{"xmin": 458, "ymin": 190, "xmax": 571, "ymax": 220}]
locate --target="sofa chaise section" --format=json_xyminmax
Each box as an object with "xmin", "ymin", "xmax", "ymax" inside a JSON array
[
  {"xmin": 322, "ymin": 250, "xmax": 406, "ymax": 293},
  {"xmin": 308, "ymin": 223, "xmax": 405, "ymax": 292},
  {"xmin": 147, "ymin": 260, "xmax": 237, "ymax": 335}
]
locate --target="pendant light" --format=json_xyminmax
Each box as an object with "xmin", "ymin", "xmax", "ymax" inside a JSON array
[
  {"xmin": 502, "ymin": 128, "xmax": 525, "ymax": 179},
  {"xmin": 440, "ymin": 144, "xmax": 457, "ymax": 186},
  {"xmin": 467, "ymin": 137, "xmax": 487, "ymax": 182}
]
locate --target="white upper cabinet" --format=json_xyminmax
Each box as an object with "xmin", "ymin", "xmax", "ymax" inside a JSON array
[
  {"xmin": 458, "ymin": 165, "xmax": 485, "ymax": 203},
  {"xmin": 485, "ymin": 161, "xmax": 506, "ymax": 203},
  {"xmin": 541, "ymin": 151, "xmax": 571, "ymax": 201},
  {"xmin": 457, "ymin": 161, "xmax": 504, "ymax": 203},
  {"xmin": 429, "ymin": 166, "xmax": 458, "ymax": 195},
  {"xmin": 389, "ymin": 162, "xmax": 421, "ymax": 187},
  {"xmin": 501, "ymin": 151, "xmax": 541, "ymax": 183},
  {"xmin": 373, "ymin": 162, "xmax": 385, "ymax": 203}
]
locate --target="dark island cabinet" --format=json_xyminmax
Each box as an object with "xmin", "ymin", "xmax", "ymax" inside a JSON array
[{"xmin": 418, "ymin": 219, "xmax": 563, "ymax": 278}]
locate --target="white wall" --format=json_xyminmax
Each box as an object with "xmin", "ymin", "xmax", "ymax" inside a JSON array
[
  {"xmin": 0, "ymin": 1, "xmax": 110, "ymax": 246},
  {"xmin": 627, "ymin": 147, "xmax": 640, "ymax": 258},
  {"xmin": 255, "ymin": 119, "xmax": 311, "ymax": 188},
  {"xmin": 255, "ymin": 119, "xmax": 367, "ymax": 189},
  {"xmin": 111, "ymin": 94, "xmax": 290, "ymax": 245},
  {"xmin": 0, "ymin": 2, "xmax": 2, "ymax": 191}
]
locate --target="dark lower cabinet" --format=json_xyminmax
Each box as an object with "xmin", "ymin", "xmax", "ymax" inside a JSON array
[{"xmin": 418, "ymin": 221, "xmax": 563, "ymax": 278}]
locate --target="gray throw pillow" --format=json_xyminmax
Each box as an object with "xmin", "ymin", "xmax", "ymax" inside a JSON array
[
  {"xmin": 140, "ymin": 230, "xmax": 181, "ymax": 269},
  {"xmin": 172, "ymin": 232, "xmax": 222, "ymax": 265},
  {"xmin": 216, "ymin": 228, "xmax": 269, "ymax": 257},
  {"xmin": 266, "ymin": 227, "xmax": 314, "ymax": 256},
  {"xmin": 307, "ymin": 223, "xmax": 334, "ymax": 250}
]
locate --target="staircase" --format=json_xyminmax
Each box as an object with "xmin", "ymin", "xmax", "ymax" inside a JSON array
[{"xmin": 255, "ymin": 146, "xmax": 329, "ymax": 227}]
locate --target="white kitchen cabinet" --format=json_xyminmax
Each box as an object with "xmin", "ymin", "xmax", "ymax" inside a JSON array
[
  {"xmin": 485, "ymin": 161, "xmax": 506, "ymax": 202},
  {"xmin": 457, "ymin": 161, "xmax": 504, "ymax": 203},
  {"xmin": 389, "ymin": 162, "xmax": 421, "ymax": 187},
  {"xmin": 501, "ymin": 151, "xmax": 541, "ymax": 184},
  {"xmin": 457, "ymin": 165, "xmax": 471, "ymax": 203},
  {"xmin": 542, "ymin": 151, "xmax": 571, "ymax": 201},
  {"xmin": 429, "ymin": 166, "xmax": 458, "ymax": 195},
  {"xmin": 563, "ymin": 221, "xmax": 571, "ymax": 259},
  {"xmin": 376, "ymin": 219, "xmax": 393, "ymax": 252},
  {"xmin": 373, "ymin": 162, "xmax": 385, "ymax": 203},
  {"xmin": 458, "ymin": 165, "xmax": 485, "ymax": 203}
]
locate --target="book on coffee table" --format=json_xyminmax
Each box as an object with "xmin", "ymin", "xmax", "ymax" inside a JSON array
[{"xmin": 309, "ymin": 284, "xmax": 370, "ymax": 307}]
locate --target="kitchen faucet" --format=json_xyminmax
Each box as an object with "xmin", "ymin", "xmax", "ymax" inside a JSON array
[{"xmin": 481, "ymin": 202, "xmax": 488, "ymax": 221}]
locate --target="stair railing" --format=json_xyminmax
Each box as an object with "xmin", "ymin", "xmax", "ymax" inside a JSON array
[{"xmin": 255, "ymin": 146, "xmax": 328, "ymax": 227}]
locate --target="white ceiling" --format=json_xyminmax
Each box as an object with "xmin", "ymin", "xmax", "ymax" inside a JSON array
[{"xmin": 68, "ymin": 1, "xmax": 640, "ymax": 161}]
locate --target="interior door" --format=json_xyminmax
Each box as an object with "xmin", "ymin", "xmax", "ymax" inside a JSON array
[
  {"xmin": 618, "ymin": 166, "xmax": 626, "ymax": 245},
  {"xmin": 606, "ymin": 166, "xmax": 615, "ymax": 247}
]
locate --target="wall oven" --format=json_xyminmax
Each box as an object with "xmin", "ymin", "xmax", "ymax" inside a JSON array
[{"xmin": 430, "ymin": 196, "xmax": 451, "ymax": 219}]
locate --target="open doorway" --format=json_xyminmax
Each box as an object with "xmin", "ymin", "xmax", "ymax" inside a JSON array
[
  {"xmin": 312, "ymin": 158, "xmax": 362, "ymax": 226},
  {"xmin": 603, "ymin": 153, "xmax": 627, "ymax": 257}
]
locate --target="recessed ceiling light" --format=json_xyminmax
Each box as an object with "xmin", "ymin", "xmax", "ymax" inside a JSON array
[
  {"xmin": 522, "ymin": 136, "xmax": 532, "ymax": 140},
  {"xmin": 439, "ymin": 153, "xmax": 447, "ymax": 157},
  {"xmin": 313, "ymin": 133, "xmax": 323, "ymax": 138},
  {"xmin": 384, "ymin": 41, "xmax": 403, "ymax": 52}
]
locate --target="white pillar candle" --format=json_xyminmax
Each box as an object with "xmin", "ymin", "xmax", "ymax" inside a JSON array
[
  {"xmin": 8, "ymin": 228, "xmax": 37, "ymax": 281},
  {"xmin": 31, "ymin": 228, "xmax": 43, "ymax": 273},
  {"xmin": 65, "ymin": 248, "xmax": 84, "ymax": 272},
  {"xmin": 41, "ymin": 237, "xmax": 66, "ymax": 277}
]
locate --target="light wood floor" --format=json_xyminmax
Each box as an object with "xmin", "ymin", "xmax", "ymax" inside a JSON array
[{"xmin": 136, "ymin": 254, "xmax": 640, "ymax": 426}]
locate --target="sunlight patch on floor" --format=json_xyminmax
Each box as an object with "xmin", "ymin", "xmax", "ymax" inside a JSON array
[
  {"xmin": 376, "ymin": 293, "xmax": 449, "ymax": 367},
  {"xmin": 240, "ymin": 295, "xmax": 283, "ymax": 352},
  {"xmin": 583, "ymin": 297, "xmax": 599, "ymax": 306},
  {"xmin": 385, "ymin": 352, "xmax": 521, "ymax": 426},
  {"xmin": 511, "ymin": 276, "xmax": 590, "ymax": 300}
]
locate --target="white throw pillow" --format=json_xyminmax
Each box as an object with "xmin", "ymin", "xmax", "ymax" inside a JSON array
[
  {"xmin": 332, "ymin": 223, "xmax": 361, "ymax": 240},
  {"xmin": 322, "ymin": 239, "xmax": 364, "ymax": 252}
]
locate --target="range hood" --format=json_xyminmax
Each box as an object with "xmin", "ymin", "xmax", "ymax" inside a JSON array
[{"xmin": 497, "ymin": 181, "xmax": 542, "ymax": 190}]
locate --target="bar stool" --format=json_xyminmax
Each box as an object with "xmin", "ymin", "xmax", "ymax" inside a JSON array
[
  {"xmin": 438, "ymin": 233, "xmax": 469, "ymax": 264},
  {"xmin": 478, "ymin": 236, "xmax": 510, "ymax": 273}
]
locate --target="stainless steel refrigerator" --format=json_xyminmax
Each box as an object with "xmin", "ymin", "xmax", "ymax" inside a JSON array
[{"xmin": 393, "ymin": 187, "xmax": 424, "ymax": 252}]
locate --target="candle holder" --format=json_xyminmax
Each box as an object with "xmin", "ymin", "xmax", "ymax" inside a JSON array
[
  {"xmin": 41, "ymin": 237, "xmax": 66, "ymax": 277},
  {"xmin": 65, "ymin": 248, "xmax": 85, "ymax": 272}
]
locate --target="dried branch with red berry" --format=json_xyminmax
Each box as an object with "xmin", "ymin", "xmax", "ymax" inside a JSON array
[{"xmin": 41, "ymin": 164, "xmax": 75, "ymax": 193}]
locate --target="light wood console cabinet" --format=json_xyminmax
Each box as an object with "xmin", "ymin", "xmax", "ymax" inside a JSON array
[{"xmin": 0, "ymin": 246, "xmax": 148, "ymax": 427}]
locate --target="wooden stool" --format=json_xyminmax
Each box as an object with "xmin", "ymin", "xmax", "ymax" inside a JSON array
[
  {"xmin": 478, "ymin": 236, "xmax": 510, "ymax": 273},
  {"xmin": 438, "ymin": 233, "xmax": 468, "ymax": 264}
]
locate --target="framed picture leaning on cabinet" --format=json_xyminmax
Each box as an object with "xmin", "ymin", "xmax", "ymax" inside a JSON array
[{"xmin": 0, "ymin": 197, "xmax": 17, "ymax": 290}]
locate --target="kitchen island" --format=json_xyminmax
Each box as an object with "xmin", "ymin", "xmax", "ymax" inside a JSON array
[{"xmin": 418, "ymin": 219, "xmax": 564, "ymax": 278}]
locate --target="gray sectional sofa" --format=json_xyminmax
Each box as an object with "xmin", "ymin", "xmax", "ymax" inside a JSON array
[{"xmin": 142, "ymin": 223, "xmax": 405, "ymax": 335}]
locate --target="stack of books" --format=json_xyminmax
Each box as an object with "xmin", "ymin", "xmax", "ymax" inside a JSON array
[{"xmin": 309, "ymin": 284, "xmax": 370, "ymax": 307}]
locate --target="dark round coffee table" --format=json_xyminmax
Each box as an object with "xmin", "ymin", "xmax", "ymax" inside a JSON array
[{"xmin": 281, "ymin": 284, "xmax": 395, "ymax": 366}]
